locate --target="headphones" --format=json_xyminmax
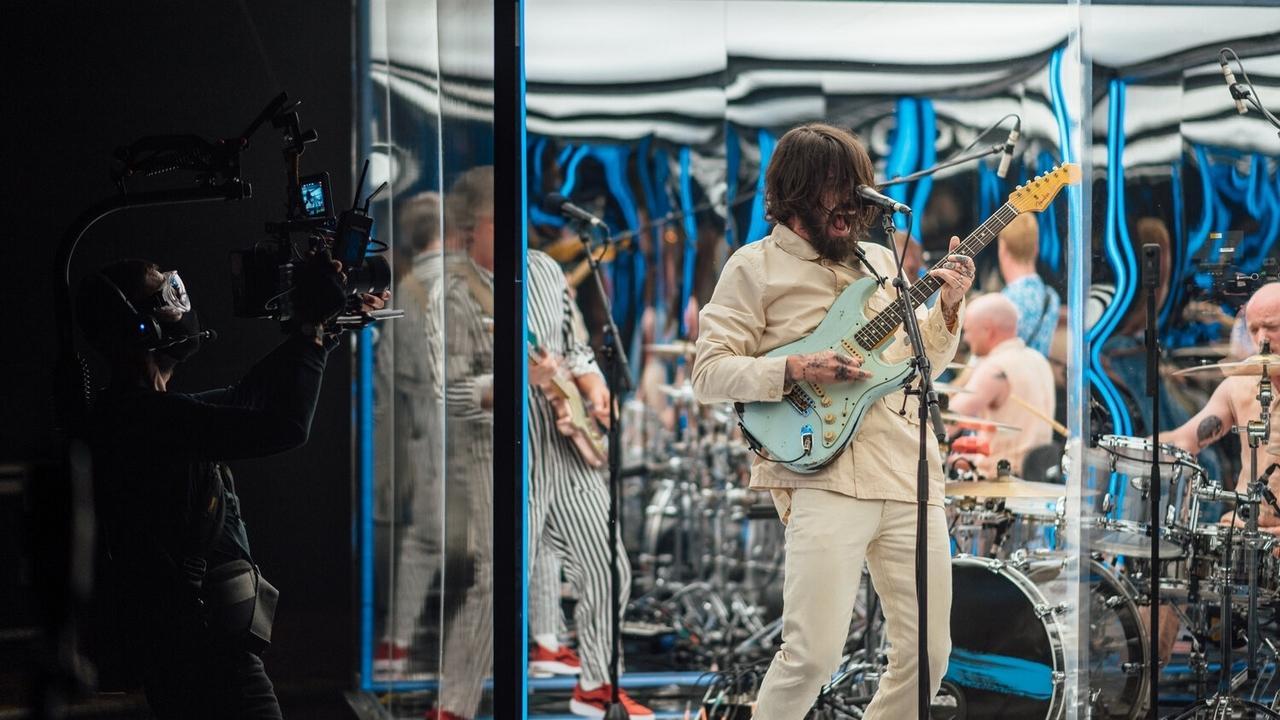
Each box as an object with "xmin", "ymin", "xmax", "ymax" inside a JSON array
[{"xmin": 83, "ymin": 271, "xmax": 166, "ymax": 352}]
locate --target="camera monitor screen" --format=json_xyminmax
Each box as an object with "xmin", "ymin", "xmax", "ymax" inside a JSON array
[{"xmin": 299, "ymin": 173, "xmax": 333, "ymax": 219}]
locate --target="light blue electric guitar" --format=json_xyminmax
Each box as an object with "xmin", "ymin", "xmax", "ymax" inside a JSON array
[{"xmin": 736, "ymin": 164, "xmax": 1081, "ymax": 473}]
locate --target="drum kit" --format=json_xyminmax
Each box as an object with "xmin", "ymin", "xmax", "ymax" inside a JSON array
[
  {"xmin": 623, "ymin": 342, "xmax": 791, "ymax": 667},
  {"xmin": 626, "ymin": 340, "xmax": 1280, "ymax": 717}
]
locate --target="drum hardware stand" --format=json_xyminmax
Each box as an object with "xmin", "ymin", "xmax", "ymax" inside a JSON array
[
  {"xmin": 883, "ymin": 208, "xmax": 948, "ymax": 720},
  {"xmin": 1144, "ymin": 243, "xmax": 1164, "ymax": 719}
]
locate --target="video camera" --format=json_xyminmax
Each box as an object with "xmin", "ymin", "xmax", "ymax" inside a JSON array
[
  {"xmin": 1186, "ymin": 231, "xmax": 1280, "ymax": 307},
  {"xmin": 229, "ymin": 100, "xmax": 392, "ymax": 327}
]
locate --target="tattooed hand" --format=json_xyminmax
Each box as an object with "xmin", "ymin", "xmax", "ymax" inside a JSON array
[
  {"xmin": 785, "ymin": 350, "xmax": 870, "ymax": 385},
  {"xmin": 930, "ymin": 236, "xmax": 975, "ymax": 310}
]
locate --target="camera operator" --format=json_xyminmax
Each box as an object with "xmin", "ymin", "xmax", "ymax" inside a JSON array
[{"xmin": 76, "ymin": 255, "xmax": 388, "ymax": 719}]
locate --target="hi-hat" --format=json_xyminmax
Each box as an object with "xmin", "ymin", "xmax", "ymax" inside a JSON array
[
  {"xmin": 1170, "ymin": 353, "xmax": 1280, "ymax": 377},
  {"xmin": 934, "ymin": 382, "xmax": 972, "ymax": 395},
  {"xmin": 945, "ymin": 478, "xmax": 1066, "ymax": 498},
  {"xmin": 646, "ymin": 340, "xmax": 697, "ymax": 357},
  {"xmin": 941, "ymin": 411, "xmax": 1021, "ymax": 433}
]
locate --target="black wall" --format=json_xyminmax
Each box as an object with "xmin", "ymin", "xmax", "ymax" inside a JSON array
[{"xmin": 8, "ymin": 2, "xmax": 358, "ymax": 713}]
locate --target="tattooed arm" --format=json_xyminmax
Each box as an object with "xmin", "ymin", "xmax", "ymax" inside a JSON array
[{"xmin": 1159, "ymin": 380, "xmax": 1235, "ymax": 454}]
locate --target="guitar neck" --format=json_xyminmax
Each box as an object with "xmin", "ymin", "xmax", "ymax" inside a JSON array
[{"xmin": 855, "ymin": 202, "xmax": 1020, "ymax": 348}]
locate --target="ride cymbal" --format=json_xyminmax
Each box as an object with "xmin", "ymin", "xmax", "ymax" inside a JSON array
[{"xmin": 1170, "ymin": 353, "xmax": 1280, "ymax": 377}]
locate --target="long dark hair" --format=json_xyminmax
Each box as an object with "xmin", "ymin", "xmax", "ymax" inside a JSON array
[{"xmin": 764, "ymin": 122, "xmax": 878, "ymax": 239}]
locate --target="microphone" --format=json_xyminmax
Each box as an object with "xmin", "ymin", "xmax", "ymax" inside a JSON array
[
  {"xmin": 1221, "ymin": 56, "xmax": 1248, "ymax": 115},
  {"xmin": 153, "ymin": 329, "xmax": 217, "ymax": 349},
  {"xmin": 856, "ymin": 185, "xmax": 911, "ymax": 214},
  {"xmin": 541, "ymin": 193, "xmax": 605, "ymax": 228},
  {"xmin": 996, "ymin": 124, "xmax": 1021, "ymax": 179}
]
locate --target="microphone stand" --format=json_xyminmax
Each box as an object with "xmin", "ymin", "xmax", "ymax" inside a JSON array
[
  {"xmin": 1142, "ymin": 244, "xmax": 1161, "ymax": 719},
  {"xmin": 882, "ymin": 209, "xmax": 949, "ymax": 720},
  {"xmin": 570, "ymin": 220, "xmax": 634, "ymax": 719},
  {"xmin": 878, "ymin": 142, "xmax": 1008, "ymax": 189}
]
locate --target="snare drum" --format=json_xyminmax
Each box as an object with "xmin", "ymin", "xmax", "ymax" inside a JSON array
[
  {"xmin": 947, "ymin": 499, "xmax": 1063, "ymax": 559},
  {"xmin": 1083, "ymin": 435, "xmax": 1203, "ymax": 558}
]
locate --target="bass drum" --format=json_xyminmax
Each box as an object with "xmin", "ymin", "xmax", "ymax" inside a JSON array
[{"xmin": 940, "ymin": 556, "xmax": 1148, "ymax": 720}]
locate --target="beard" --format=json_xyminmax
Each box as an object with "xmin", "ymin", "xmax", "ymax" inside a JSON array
[{"xmin": 800, "ymin": 207, "xmax": 858, "ymax": 263}]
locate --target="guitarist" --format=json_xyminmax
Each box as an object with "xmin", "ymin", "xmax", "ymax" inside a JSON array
[
  {"xmin": 526, "ymin": 248, "xmax": 654, "ymax": 719},
  {"xmin": 691, "ymin": 122, "xmax": 973, "ymax": 719}
]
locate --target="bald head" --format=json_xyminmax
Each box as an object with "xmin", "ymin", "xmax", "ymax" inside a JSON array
[
  {"xmin": 1245, "ymin": 282, "xmax": 1280, "ymax": 356},
  {"xmin": 966, "ymin": 293, "xmax": 1020, "ymax": 356}
]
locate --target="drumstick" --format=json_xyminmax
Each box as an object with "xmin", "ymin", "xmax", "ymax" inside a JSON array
[{"xmin": 1008, "ymin": 393, "xmax": 1069, "ymax": 438}]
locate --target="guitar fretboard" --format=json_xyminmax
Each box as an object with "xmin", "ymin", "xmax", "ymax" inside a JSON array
[{"xmin": 853, "ymin": 203, "xmax": 1020, "ymax": 349}]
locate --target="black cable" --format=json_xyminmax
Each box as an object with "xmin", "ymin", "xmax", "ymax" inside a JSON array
[{"xmin": 1221, "ymin": 47, "xmax": 1280, "ymax": 137}]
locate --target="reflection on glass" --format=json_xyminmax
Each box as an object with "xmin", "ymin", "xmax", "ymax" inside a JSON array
[
  {"xmin": 1082, "ymin": 6, "xmax": 1280, "ymax": 716},
  {"xmin": 438, "ymin": 165, "xmax": 497, "ymax": 719},
  {"xmin": 367, "ymin": 0, "xmax": 448, "ymax": 714}
]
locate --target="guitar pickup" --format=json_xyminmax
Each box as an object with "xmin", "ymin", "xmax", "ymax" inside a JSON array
[
  {"xmin": 839, "ymin": 339, "xmax": 863, "ymax": 363},
  {"xmin": 785, "ymin": 384, "xmax": 814, "ymax": 415}
]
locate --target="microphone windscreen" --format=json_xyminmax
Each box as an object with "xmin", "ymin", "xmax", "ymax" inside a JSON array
[{"xmin": 540, "ymin": 192, "xmax": 568, "ymax": 215}]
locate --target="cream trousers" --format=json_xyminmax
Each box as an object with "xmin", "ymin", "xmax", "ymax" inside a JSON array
[{"xmin": 754, "ymin": 489, "xmax": 952, "ymax": 720}]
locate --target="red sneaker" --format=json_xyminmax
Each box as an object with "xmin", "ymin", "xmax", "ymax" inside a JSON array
[
  {"xmin": 529, "ymin": 644, "xmax": 582, "ymax": 675},
  {"xmin": 373, "ymin": 641, "xmax": 409, "ymax": 679},
  {"xmin": 569, "ymin": 684, "xmax": 654, "ymax": 719},
  {"xmin": 423, "ymin": 710, "xmax": 468, "ymax": 720}
]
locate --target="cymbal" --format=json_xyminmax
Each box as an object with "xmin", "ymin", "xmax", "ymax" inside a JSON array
[
  {"xmin": 945, "ymin": 478, "xmax": 1066, "ymax": 498},
  {"xmin": 1170, "ymin": 353, "xmax": 1280, "ymax": 378},
  {"xmin": 1169, "ymin": 343, "xmax": 1231, "ymax": 359},
  {"xmin": 941, "ymin": 411, "xmax": 1021, "ymax": 433},
  {"xmin": 945, "ymin": 361, "xmax": 973, "ymax": 372},
  {"xmin": 934, "ymin": 382, "xmax": 972, "ymax": 395},
  {"xmin": 645, "ymin": 340, "xmax": 697, "ymax": 358}
]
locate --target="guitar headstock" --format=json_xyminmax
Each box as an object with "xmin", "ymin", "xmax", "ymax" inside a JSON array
[{"xmin": 1007, "ymin": 162, "xmax": 1082, "ymax": 214}]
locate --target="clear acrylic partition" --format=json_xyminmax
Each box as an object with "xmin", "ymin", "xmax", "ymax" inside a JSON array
[
  {"xmin": 1080, "ymin": 6, "xmax": 1280, "ymax": 716},
  {"xmin": 524, "ymin": 1, "xmax": 1087, "ymax": 717},
  {"xmin": 358, "ymin": 0, "xmax": 498, "ymax": 716}
]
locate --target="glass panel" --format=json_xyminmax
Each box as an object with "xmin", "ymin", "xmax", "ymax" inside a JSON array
[
  {"xmin": 525, "ymin": 2, "xmax": 729, "ymax": 716},
  {"xmin": 524, "ymin": 1, "xmax": 1086, "ymax": 717},
  {"xmin": 368, "ymin": 0, "xmax": 447, "ymax": 713},
  {"xmin": 436, "ymin": 0, "xmax": 497, "ymax": 718},
  {"xmin": 1081, "ymin": 7, "xmax": 1280, "ymax": 715}
]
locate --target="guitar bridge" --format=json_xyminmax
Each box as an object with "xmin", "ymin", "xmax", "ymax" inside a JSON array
[{"xmin": 785, "ymin": 384, "xmax": 814, "ymax": 415}]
